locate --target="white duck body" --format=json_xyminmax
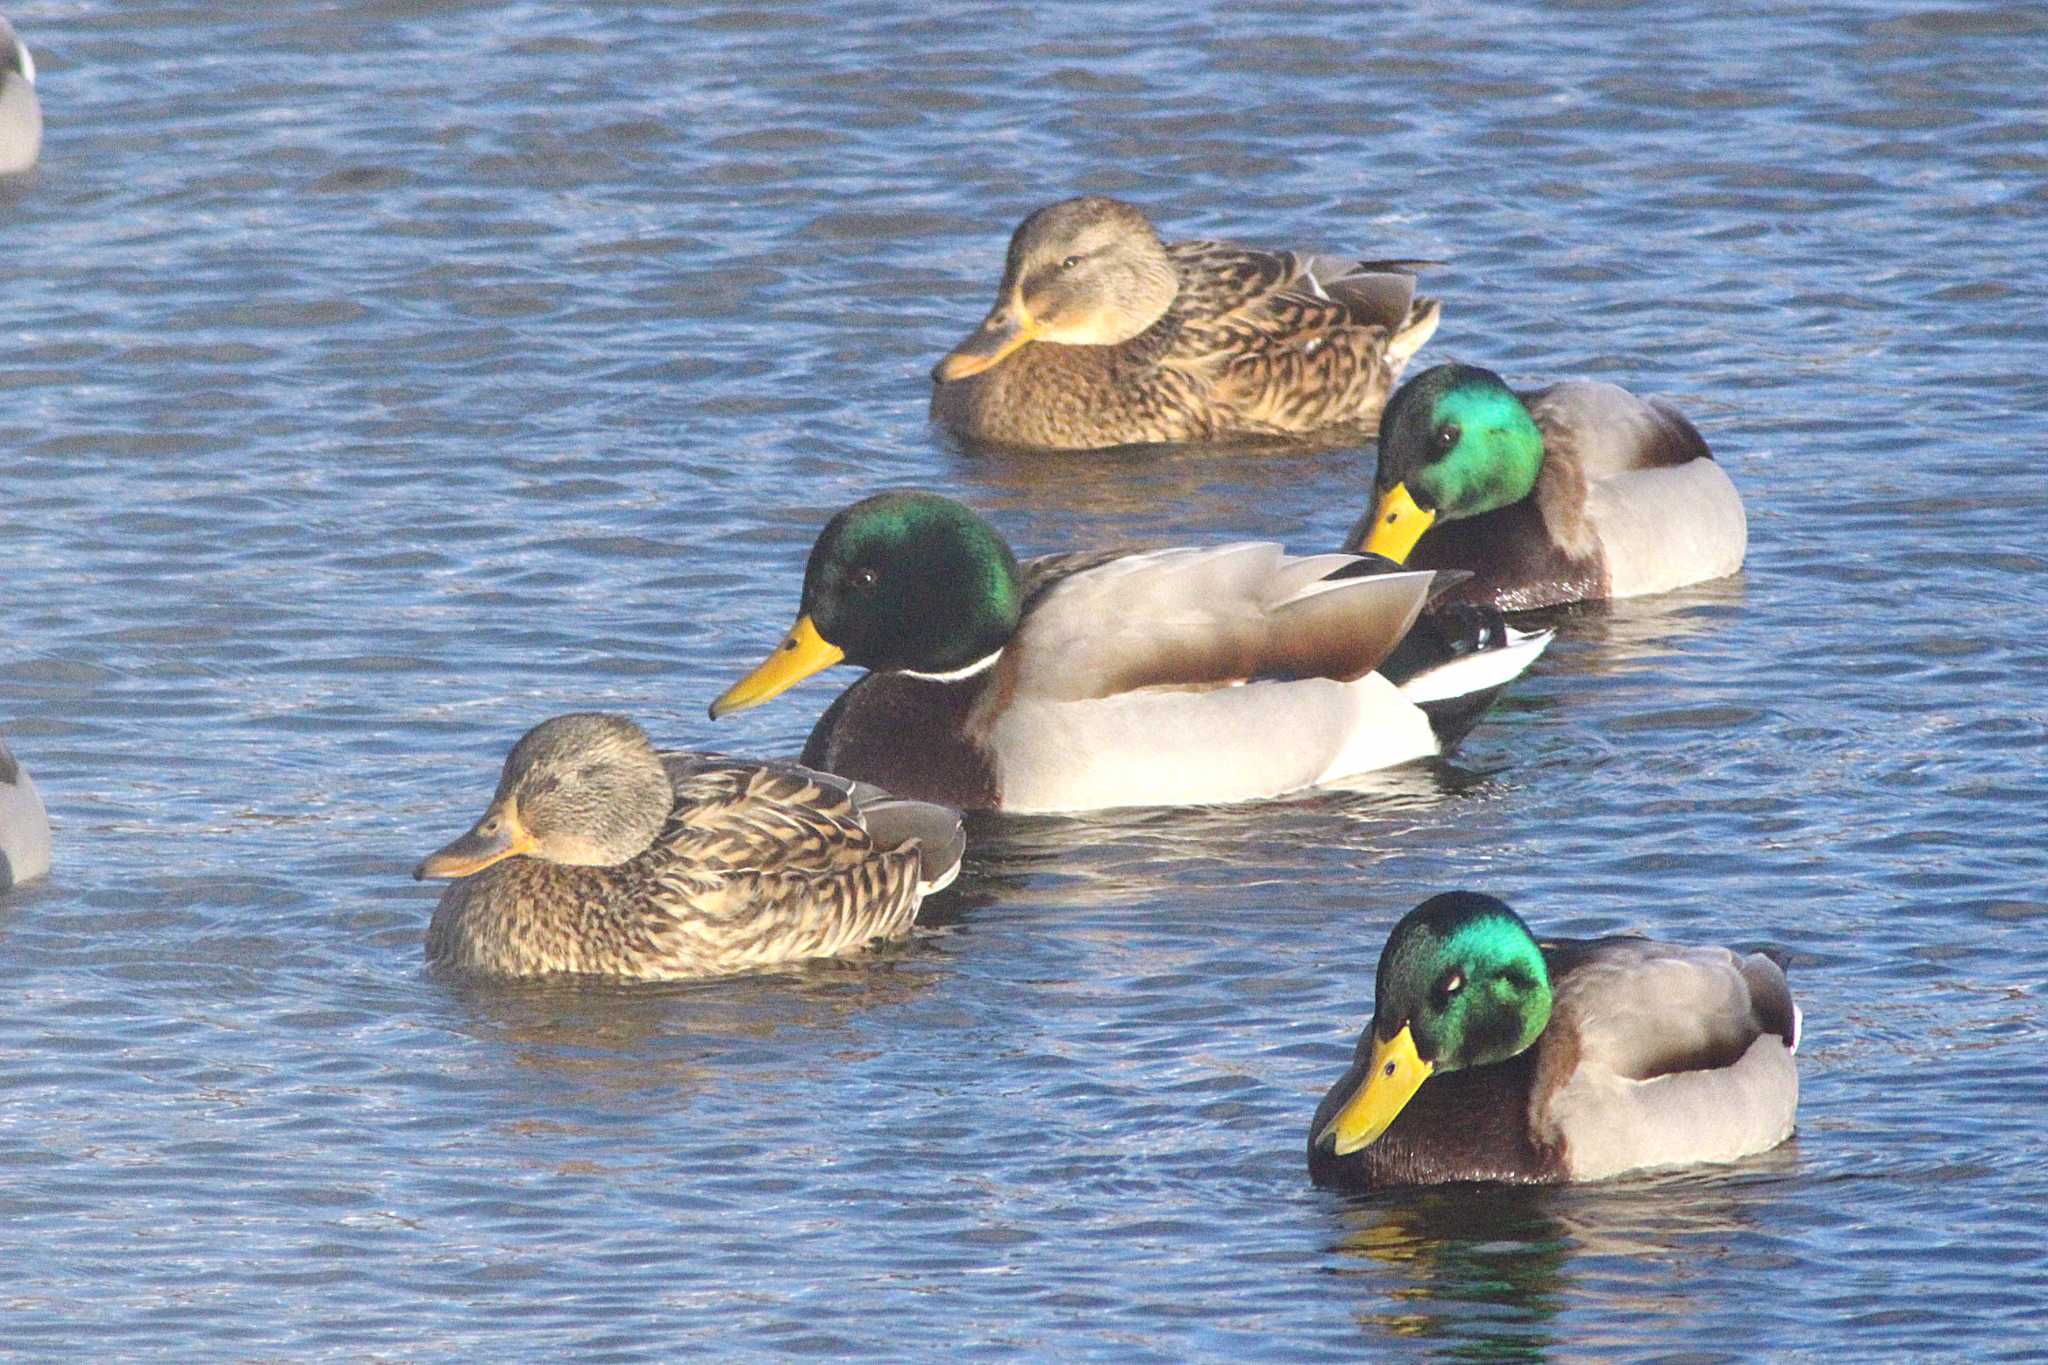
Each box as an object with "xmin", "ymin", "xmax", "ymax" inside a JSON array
[
  {"xmin": 0, "ymin": 734, "xmax": 51, "ymax": 888},
  {"xmin": 0, "ymin": 17, "xmax": 42, "ymax": 176},
  {"xmin": 1536, "ymin": 381, "xmax": 1748, "ymax": 602},
  {"xmin": 1537, "ymin": 937, "xmax": 1800, "ymax": 1180},
  {"xmin": 805, "ymin": 543, "xmax": 1551, "ymax": 814}
]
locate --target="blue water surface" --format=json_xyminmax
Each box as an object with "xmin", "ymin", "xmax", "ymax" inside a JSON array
[{"xmin": 2, "ymin": 0, "xmax": 2045, "ymax": 1358}]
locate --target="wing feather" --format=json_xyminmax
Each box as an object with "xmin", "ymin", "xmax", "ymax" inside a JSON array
[
  {"xmin": 1535, "ymin": 937, "xmax": 1800, "ymax": 1179},
  {"xmin": 1006, "ymin": 546, "xmax": 1432, "ymax": 701}
]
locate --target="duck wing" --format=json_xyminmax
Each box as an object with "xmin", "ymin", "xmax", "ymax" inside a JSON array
[
  {"xmin": 1535, "ymin": 936, "xmax": 1799, "ymax": 1179},
  {"xmin": 659, "ymin": 754, "xmax": 963, "ymax": 898},
  {"xmin": 1007, "ymin": 545, "xmax": 1433, "ymax": 702},
  {"xmin": 1546, "ymin": 937, "xmax": 1792, "ymax": 1077},
  {"xmin": 1164, "ymin": 241, "xmax": 1440, "ymax": 431},
  {"xmin": 1167, "ymin": 241, "xmax": 1428, "ymax": 337},
  {"xmin": 1524, "ymin": 381, "xmax": 1712, "ymax": 480}
]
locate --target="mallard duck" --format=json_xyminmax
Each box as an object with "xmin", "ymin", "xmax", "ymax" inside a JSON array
[
  {"xmin": 1348, "ymin": 364, "xmax": 1747, "ymax": 611},
  {"xmin": 0, "ymin": 17, "xmax": 40, "ymax": 176},
  {"xmin": 0, "ymin": 733, "xmax": 50, "ymax": 889},
  {"xmin": 415, "ymin": 713, "xmax": 965, "ymax": 980},
  {"xmin": 708, "ymin": 492, "xmax": 1550, "ymax": 813},
  {"xmin": 929, "ymin": 196, "xmax": 1441, "ymax": 450},
  {"xmin": 1309, "ymin": 892, "xmax": 1800, "ymax": 1188}
]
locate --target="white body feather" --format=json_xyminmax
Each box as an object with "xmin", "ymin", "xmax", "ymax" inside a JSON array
[
  {"xmin": 1395, "ymin": 626, "xmax": 1555, "ymax": 706},
  {"xmin": 979, "ymin": 544, "xmax": 1545, "ymax": 813},
  {"xmin": 0, "ymin": 20, "xmax": 40, "ymax": 176},
  {"xmin": 1539, "ymin": 941, "xmax": 1799, "ymax": 1180},
  {"xmin": 0, "ymin": 737, "xmax": 52, "ymax": 889},
  {"xmin": 1533, "ymin": 382, "xmax": 1748, "ymax": 599},
  {"xmin": 1586, "ymin": 461, "xmax": 1748, "ymax": 600}
]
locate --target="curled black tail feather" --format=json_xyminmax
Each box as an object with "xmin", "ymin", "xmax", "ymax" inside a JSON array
[
  {"xmin": 1375, "ymin": 603, "xmax": 1510, "ymax": 689},
  {"xmin": 1376, "ymin": 601, "xmax": 1517, "ymax": 751}
]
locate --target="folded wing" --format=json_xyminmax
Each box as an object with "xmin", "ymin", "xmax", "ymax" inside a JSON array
[{"xmin": 1007, "ymin": 544, "xmax": 1434, "ymax": 702}]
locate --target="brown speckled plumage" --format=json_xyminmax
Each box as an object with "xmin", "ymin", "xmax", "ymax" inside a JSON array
[
  {"xmin": 421, "ymin": 718, "xmax": 963, "ymax": 981},
  {"xmin": 931, "ymin": 197, "xmax": 1440, "ymax": 450}
]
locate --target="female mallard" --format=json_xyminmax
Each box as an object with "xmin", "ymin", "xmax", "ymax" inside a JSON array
[
  {"xmin": 1309, "ymin": 892, "xmax": 1800, "ymax": 1188},
  {"xmin": 0, "ymin": 733, "xmax": 51, "ymax": 889},
  {"xmin": 930, "ymin": 196, "xmax": 1441, "ymax": 451},
  {"xmin": 1349, "ymin": 364, "xmax": 1747, "ymax": 611},
  {"xmin": 415, "ymin": 713, "xmax": 965, "ymax": 980},
  {"xmin": 0, "ymin": 17, "xmax": 40, "ymax": 176},
  {"xmin": 709, "ymin": 492, "xmax": 1549, "ymax": 814}
]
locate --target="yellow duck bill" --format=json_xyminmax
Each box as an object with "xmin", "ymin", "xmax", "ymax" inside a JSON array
[
  {"xmin": 1361, "ymin": 483, "xmax": 1437, "ymax": 564},
  {"xmin": 415, "ymin": 805, "xmax": 536, "ymax": 880},
  {"xmin": 1316, "ymin": 1024, "xmax": 1435, "ymax": 1154},
  {"xmin": 709, "ymin": 614, "xmax": 846, "ymax": 719},
  {"xmin": 933, "ymin": 301, "xmax": 1042, "ymax": 383}
]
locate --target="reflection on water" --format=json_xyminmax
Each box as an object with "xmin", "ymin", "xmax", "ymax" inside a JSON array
[
  {"xmin": 962, "ymin": 774, "xmax": 1488, "ymax": 915},
  {"xmin": 1330, "ymin": 1159, "xmax": 1806, "ymax": 1361},
  {"xmin": 1518, "ymin": 578, "xmax": 1752, "ymax": 680},
  {"xmin": 1334, "ymin": 1186, "xmax": 1571, "ymax": 1362},
  {"xmin": 947, "ymin": 437, "xmax": 1368, "ymax": 549},
  {"xmin": 441, "ymin": 946, "xmax": 943, "ymax": 1055}
]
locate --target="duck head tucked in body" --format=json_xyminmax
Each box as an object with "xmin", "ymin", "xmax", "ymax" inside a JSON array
[
  {"xmin": 416, "ymin": 713, "xmax": 964, "ymax": 980},
  {"xmin": 1351, "ymin": 363, "xmax": 1747, "ymax": 612},
  {"xmin": 711, "ymin": 492, "xmax": 1551, "ymax": 814},
  {"xmin": 934, "ymin": 197, "xmax": 1181, "ymax": 382},
  {"xmin": 416, "ymin": 713, "xmax": 672, "ymax": 879},
  {"xmin": 931, "ymin": 196, "xmax": 1441, "ymax": 450},
  {"xmin": 1309, "ymin": 892, "xmax": 1799, "ymax": 1188}
]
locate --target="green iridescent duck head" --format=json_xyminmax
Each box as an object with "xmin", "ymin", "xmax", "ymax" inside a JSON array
[
  {"xmin": 711, "ymin": 492, "xmax": 1024, "ymax": 717},
  {"xmin": 1317, "ymin": 891, "xmax": 1554, "ymax": 1154},
  {"xmin": 1360, "ymin": 365, "xmax": 1547, "ymax": 563}
]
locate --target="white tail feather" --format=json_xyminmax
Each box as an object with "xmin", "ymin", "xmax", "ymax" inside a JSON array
[{"xmin": 1395, "ymin": 627, "xmax": 1553, "ymax": 705}]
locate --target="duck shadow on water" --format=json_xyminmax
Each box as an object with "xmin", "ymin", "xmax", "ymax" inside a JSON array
[
  {"xmin": 936, "ymin": 427, "xmax": 1372, "ymax": 545},
  {"xmin": 430, "ymin": 945, "xmax": 945, "ymax": 1107},
  {"xmin": 949, "ymin": 757, "xmax": 1508, "ymax": 909},
  {"xmin": 1513, "ymin": 576, "xmax": 1751, "ymax": 684},
  {"xmin": 1321, "ymin": 1148, "xmax": 1802, "ymax": 1361}
]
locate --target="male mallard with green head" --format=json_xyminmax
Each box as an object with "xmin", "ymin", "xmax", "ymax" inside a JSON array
[
  {"xmin": 710, "ymin": 492, "xmax": 1549, "ymax": 813},
  {"xmin": 1350, "ymin": 364, "xmax": 1746, "ymax": 611},
  {"xmin": 416, "ymin": 713, "xmax": 964, "ymax": 980},
  {"xmin": 1309, "ymin": 892, "xmax": 1799, "ymax": 1188},
  {"xmin": 931, "ymin": 196, "xmax": 1441, "ymax": 450}
]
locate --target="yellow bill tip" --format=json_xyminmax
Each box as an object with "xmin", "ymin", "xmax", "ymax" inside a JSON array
[
  {"xmin": 414, "ymin": 811, "xmax": 535, "ymax": 881},
  {"xmin": 934, "ymin": 349, "xmax": 1006, "ymax": 383},
  {"xmin": 1317, "ymin": 1023, "xmax": 1434, "ymax": 1156},
  {"xmin": 933, "ymin": 305, "xmax": 1040, "ymax": 383},
  {"xmin": 1360, "ymin": 483, "xmax": 1437, "ymax": 564},
  {"xmin": 709, "ymin": 614, "xmax": 846, "ymax": 719}
]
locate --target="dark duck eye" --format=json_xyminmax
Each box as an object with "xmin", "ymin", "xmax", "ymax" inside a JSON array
[
  {"xmin": 1058, "ymin": 255, "xmax": 1082, "ymax": 270},
  {"xmin": 1434, "ymin": 423, "xmax": 1461, "ymax": 454},
  {"xmin": 850, "ymin": 566, "xmax": 879, "ymax": 590}
]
